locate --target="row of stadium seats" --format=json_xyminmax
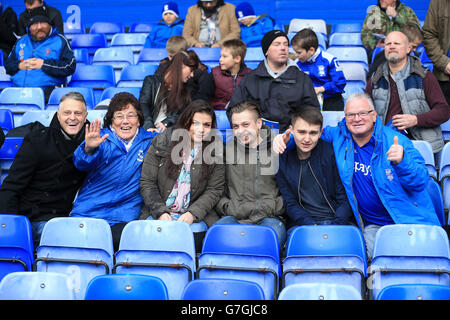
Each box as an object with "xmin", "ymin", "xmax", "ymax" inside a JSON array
[{"xmin": 0, "ymin": 215, "xmax": 448, "ymax": 300}]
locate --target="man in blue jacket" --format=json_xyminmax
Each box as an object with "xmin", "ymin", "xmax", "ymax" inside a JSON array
[
  {"xmin": 274, "ymin": 92, "xmax": 440, "ymax": 258},
  {"xmin": 5, "ymin": 6, "xmax": 75, "ymax": 103}
]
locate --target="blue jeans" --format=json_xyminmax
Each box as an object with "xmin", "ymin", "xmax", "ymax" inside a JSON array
[{"xmin": 215, "ymin": 216, "xmax": 287, "ymax": 249}]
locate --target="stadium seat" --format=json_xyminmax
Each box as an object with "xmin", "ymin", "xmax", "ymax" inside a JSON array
[
  {"xmin": 0, "ymin": 214, "xmax": 34, "ymax": 281},
  {"xmin": 0, "ymin": 53, "xmax": 3, "ymax": 66},
  {"xmin": 89, "ymin": 22, "xmax": 125, "ymax": 42},
  {"xmin": 371, "ymin": 46, "xmax": 384, "ymax": 65},
  {"xmin": 129, "ymin": 23, "xmax": 153, "ymax": 33},
  {"xmin": 197, "ymin": 224, "xmax": 281, "ymax": 300},
  {"xmin": 0, "ymin": 66, "xmax": 13, "ymax": 91},
  {"xmin": 328, "ymin": 32, "xmax": 363, "ymax": 48},
  {"xmin": 113, "ymin": 220, "xmax": 196, "ymax": 300},
  {"xmin": 278, "ymin": 283, "xmax": 362, "ymax": 300},
  {"xmin": 439, "ymin": 142, "xmax": 450, "ymax": 211},
  {"xmin": 21, "ymin": 110, "xmax": 55, "ymax": 127},
  {"xmin": 86, "ymin": 110, "xmax": 107, "ymax": 123},
  {"xmin": 341, "ymin": 62, "xmax": 367, "ymax": 87},
  {"xmin": 63, "ymin": 22, "xmax": 85, "ymax": 41},
  {"xmin": 34, "ymin": 217, "xmax": 114, "ymax": 300},
  {"xmin": 0, "ymin": 109, "xmax": 14, "ymax": 134},
  {"xmin": 322, "ymin": 111, "xmax": 345, "ymax": 128},
  {"xmin": 368, "ymin": 224, "xmax": 450, "ymax": 300},
  {"xmin": 189, "ymin": 47, "xmax": 221, "ymax": 64},
  {"xmin": 376, "ymin": 284, "xmax": 450, "ymax": 300},
  {"xmin": 70, "ymin": 34, "xmax": 108, "ymax": 63},
  {"xmin": 411, "ymin": 140, "xmax": 437, "ymax": 180},
  {"xmin": 214, "ymin": 110, "xmax": 232, "ymax": 143},
  {"xmin": 46, "ymin": 87, "xmax": 96, "ymax": 110},
  {"xmin": 288, "ymin": 18, "xmax": 328, "ymax": 40},
  {"xmin": 244, "ymin": 47, "xmax": 265, "ymax": 63},
  {"xmin": 426, "ymin": 178, "xmax": 446, "ymax": 227},
  {"xmin": 73, "ymin": 48, "xmax": 90, "ymax": 66},
  {"xmin": 326, "ymin": 47, "xmax": 368, "ymax": 72},
  {"xmin": 137, "ymin": 48, "xmax": 168, "ymax": 66},
  {"xmin": 0, "ymin": 87, "xmax": 45, "ymax": 125},
  {"xmin": 92, "ymin": 47, "xmax": 135, "ymax": 81},
  {"xmin": 100, "ymin": 87, "xmax": 141, "ymax": 101},
  {"xmin": 331, "ymin": 22, "xmax": 363, "ymax": 34},
  {"xmin": 181, "ymin": 279, "xmax": 265, "ymax": 300},
  {"xmin": 0, "ymin": 137, "xmax": 24, "ymax": 183},
  {"xmin": 84, "ymin": 274, "xmax": 169, "ymax": 300},
  {"xmin": 441, "ymin": 119, "xmax": 450, "ymax": 141},
  {"xmin": 111, "ymin": 33, "xmax": 148, "ymax": 64},
  {"xmin": 282, "ymin": 225, "xmax": 367, "ymax": 297},
  {"xmin": 342, "ymin": 82, "xmax": 365, "ymax": 101},
  {"xmin": 69, "ymin": 65, "xmax": 116, "ymax": 105},
  {"xmin": 0, "ymin": 272, "xmax": 75, "ymax": 300},
  {"xmin": 117, "ymin": 64, "xmax": 157, "ymax": 88}
]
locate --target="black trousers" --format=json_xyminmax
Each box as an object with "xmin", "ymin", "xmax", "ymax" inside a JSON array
[{"xmin": 322, "ymin": 95, "xmax": 345, "ymax": 111}]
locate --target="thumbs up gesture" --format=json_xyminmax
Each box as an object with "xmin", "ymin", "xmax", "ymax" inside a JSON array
[
  {"xmin": 273, "ymin": 128, "xmax": 292, "ymax": 154},
  {"xmin": 386, "ymin": 136, "xmax": 404, "ymax": 164}
]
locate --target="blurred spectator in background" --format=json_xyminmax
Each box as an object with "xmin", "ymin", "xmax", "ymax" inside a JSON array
[
  {"xmin": 0, "ymin": 1, "xmax": 18, "ymax": 60},
  {"xmin": 17, "ymin": 0, "xmax": 63, "ymax": 36}
]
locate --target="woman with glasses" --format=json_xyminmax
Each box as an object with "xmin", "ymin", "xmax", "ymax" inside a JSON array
[
  {"xmin": 139, "ymin": 51, "xmax": 198, "ymax": 133},
  {"xmin": 70, "ymin": 92, "xmax": 159, "ymax": 251},
  {"xmin": 139, "ymin": 99, "xmax": 225, "ymax": 252}
]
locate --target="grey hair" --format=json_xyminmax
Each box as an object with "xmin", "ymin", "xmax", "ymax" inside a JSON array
[
  {"xmin": 344, "ymin": 92, "xmax": 375, "ymax": 112},
  {"xmin": 58, "ymin": 91, "xmax": 87, "ymax": 111}
]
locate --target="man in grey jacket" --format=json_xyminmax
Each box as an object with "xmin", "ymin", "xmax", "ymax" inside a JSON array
[{"xmin": 214, "ymin": 101, "xmax": 286, "ymax": 248}]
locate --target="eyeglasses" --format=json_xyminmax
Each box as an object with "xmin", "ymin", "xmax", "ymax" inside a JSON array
[
  {"xmin": 345, "ymin": 110, "xmax": 374, "ymax": 120},
  {"xmin": 113, "ymin": 113, "xmax": 138, "ymax": 122}
]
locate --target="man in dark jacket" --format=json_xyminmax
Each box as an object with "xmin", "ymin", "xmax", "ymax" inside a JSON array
[
  {"xmin": 228, "ymin": 30, "xmax": 320, "ymax": 132},
  {"xmin": 275, "ymin": 106, "xmax": 353, "ymax": 232},
  {"xmin": 0, "ymin": 92, "xmax": 88, "ymax": 247},
  {"xmin": 17, "ymin": 0, "xmax": 64, "ymax": 36},
  {"xmin": 215, "ymin": 101, "xmax": 286, "ymax": 248}
]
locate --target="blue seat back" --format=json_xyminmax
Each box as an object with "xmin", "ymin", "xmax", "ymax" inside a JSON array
[
  {"xmin": 341, "ymin": 62, "xmax": 366, "ymax": 86},
  {"xmin": 331, "ymin": 22, "xmax": 363, "ymax": 34},
  {"xmin": 129, "ymin": 23, "xmax": 153, "ymax": 33},
  {"xmin": 73, "ymin": 48, "xmax": 90, "ymax": 65},
  {"xmin": 84, "ymin": 274, "xmax": 168, "ymax": 300},
  {"xmin": 69, "ymin": 65, "xmax": 116, "ymax": 104},
  {"xmin": 0, "ymin": 66, "xmax": 13, "ymax": 91},
  {"xmin": 64, "ymin": 22, "xmax": 85, "ymax": 42},
  {"xmin": 0, "ymin": 109, "xmax": 14, "ymax": 133},
  {"xmin": 92, "ymin": 47, "xmax": 135, "ymax": 80},
  {"xmin": 46, "ymin": 87, "xmax": 96, "ymax": 110},
  {"xmin": 326, "ymin": 47, "xmax": 368, "ymax": 71},
  {"xmin": 288, "ymin": 18, "xmax": 327, "ymax": 39},
  {"xmin": 100, "ymin": 87, "xmax": 141, "ymax": 101},
  {"xmin": 70, "ymin": 34, "xmax": 108, "ymax": 63},
  {"xmin": 182, "ymin": 279, "xmax": 265, "ymax": 300},
  {"xmin": 426, "ymin": 178, "xmax": 445, "ymax": 226},
  {"xmin": 0, "ymin": 215, "xmax": 34, "ymax": 281},
  {"xmin": 328, "ymin": 32, "xmax": 363, "ymax": 47},
  {"xmin": 0, "ymin": 87, "xmax": 45, "ymax": 125},
  {"xmin": 322, "ymin": 111, "xmax": 345, "ymax": 128},
  {"xmin": 21, "ymin": 110, "xmax": 55, "ymax": 127},
  {"xmin": 117, "ymin": 64, "xmax": 157, "ymax": 87},
  {"xmin": 244, "ymin": 47, "xmax": 264, "ymax": 63},
  {"xmin": 0, "ymin": 137, "xmax": 24, "ymax": 183},
  {"xmin": 137, "ymin": 48, "xmax": 168, "ymax": 64},
  {"xmin": 441, "ymin": 119, "xmax": 450, "ymax": 141},
  {"xmin": 0, "ymin": 272, "xmax": 75, "ymax": 300},
  {"xmin": 376, "ymin": 284, "xmax": 450, "ymax": 300},
  {"xmin": 439, "ymin": 142, "xmax": 450, "ymax": 211},
  {"xmin": 89, "ymin": 22, "xmax": 125, "ymax": 42},
  {"xmin": 412, "ymin": 140, "xmax": 437, "ymax": 180},
  {"xmin": 278, "ymin": 283, "xmax": 362, "ymax": 300},
  {"xmin": 189, "ymin": 47, "xmax": 221, "ymax": 63},
  {"xmin": 214, "ymin": 110, "xmax": 232, "ymax": 143}
]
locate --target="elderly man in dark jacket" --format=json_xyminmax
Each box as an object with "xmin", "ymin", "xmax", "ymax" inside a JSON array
[
  {"xmin": 229, "ymin": 30, "xmax": 320, "ymax": 132},
  {"xmin": 276, "ymin": 106, "xmax": 353, "ymax": 232},
  {"xmin": 215, "ymin": 101, "xmax": 286, "ymax": 248},
  {"xmin": 0, "ymin": 92, "xmax": 88, "ymax": 247}
]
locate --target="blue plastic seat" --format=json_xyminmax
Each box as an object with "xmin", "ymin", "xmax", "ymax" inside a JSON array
[
  {"xmin": 371, "ymin": 46, "xmax": 384, "ymax": 64},
  {"xmin": 342, "ymin": 82, "xmax": 365, "ymax": 101},
  {"xmin": 189, "ymin": 47, "xmax": 221, "ymax": 63},
  {"xmin": 70, "ymin": 34, "xmax": 108, "ymax": 63},
  {"xmin": 21, "ymin": 110, "xmax": 55, "ymax": 127},
  {"xmin": 288, "ymin": 18, "xmax": 328, "ymax": 41},
  {"xmin": 0, "ymin": 66, "xmax": 13, "ymax": 91},
  {"xmin": 326, "ymin": 47, "xmax": 368, "ymax": 72},
  {"xmin": 113, "ymin": 220, "xmax": 196, "ymax": 300},
  {"xmin": 214, "ymin": 110, "xmax": 232, "ymax": 143},
  {"xmin": 89, "ymin": 22, "xmax": 125, "ymax": 42},
  {"xmin": 0, "ymin": 87, "xmax": 45, "ymax": 125},
  {"xmin": 278, "ymin": 283, "xmax": 362, "ymax": 300},
  {"xmin": 92, "ymin": 47, "xmax": 135, "ymax": 81},
  {"xmin": 137, "ymin": 48, "xmax": 168, "ymax": 65},
  {"xmin": 73, "ymin": 48, "xmax": 90, "ymax": 65},
  {"xmin": 329, "ymin": 32, "xmax": 363, "ymax": 48},
  {"xmin": 63, "ymin": 22, "xmax": 85, "ymax": 41},
  {"xmin": 197, "ymin": 224, "xmax": 281, "ymax": 300},
  {"xmin": 100, "ymin": 87, "xmax": 141, "ymax": 101},
  {"xmin": 0, "ymin": 137, "xmax": 24, "ymax": 183},
  {"xmin": 439, "ymin": 142, "xmax": 450, "ymax": 212},
  {"xmin": 368, "ymin": 224, "xmax": 450, "ymax": 300},
  {"xmin": 0, "ymin": 272, "xmax": 75, "ymax": 300},
  {"xmin": 441, "ymin": 119, "xmax": 450, "ymax": 141},
  {"xmin": 111, "ymin": 33, "xmax": 147, "ymax": 64},
  {"xmin": 282, "ymin": 225, "xmax": 367, "ymax": 297},
  {"xmin": 376, "ymin": 284, "xmax": 450, "ymax": 300},
  {"xmin": 46, "ymin": 87, "xmax": 96, "ymax": 110},
  {"xmin": 84, "ymin": 274, "xmax": 169, "ymax": 300},
  {"xmin": 341, "ymin": 62, "xmax": 366, "ymax": 86},
  {"xmin": 86, "ymin": 110, "xmax": 107, "ymax": 124},
  {"xmin": 322, "ymin": 111, "xmax": 345, "ymax": 128},
  {"xmin": 244, "ymin": 47, "xmax": 265, "ymax": 63},
  {"xmin": 331, "ymin": 22, "xmax": 363, "ymax": 34},
  {"xmin": 0, "ymin": 109, "xmax": 14, "ymax": 134},
  {"xmin": 34, "ymin": 217, "xmax": 114, "ymax": 300},
  {"xmin": 117, "ymin": 64, "xmax": 157, "ymax": 88},
  {"xmin": 426, "ymin": 178, "xmax": 445, "ymax": 227},
  {"xmin": 0, "ymin": 215, "xmax": 34, "ymax": 281},
  {"xmin": 129, "ymin": 23, "xmax": 153, "ymax": 33},
  {"xmin": 181, "ymin": 279, "xmax": 265, "ymax": 300},
  {"xmin": 69, "ymin": 65, "xmax": 116, "ymax": 105},
  {"xmin": 412, "ymin": 140, "xmax": 437, "ymax": 180}
]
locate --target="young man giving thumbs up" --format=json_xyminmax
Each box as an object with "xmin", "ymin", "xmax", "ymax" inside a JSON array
[{"xmin": 273, "ymin": 92, "xmax": 440, "ymax": 259}]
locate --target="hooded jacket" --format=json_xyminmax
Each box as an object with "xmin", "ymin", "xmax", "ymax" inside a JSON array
[
  {"xmin": 0, "ymin": 113, "xmax": 87, "ymax": 222},
  {"xmin": 144, "ymin": 18, "xmax": 184, "ymax": 48}
]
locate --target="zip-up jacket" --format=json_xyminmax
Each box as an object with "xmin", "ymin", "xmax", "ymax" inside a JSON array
[
  {"xmin": 276, "ymin": 138, "xmax": 352, "ymax": 229},
  {"xmin": 239, "ymin": 14, "xmax": 275, "ymax": 47},
  {"xmin": 144, "ymin": 18, "xmax": 184, "ymax": 48},
  {"xmin": 5, "ymin": 27, "xmax": 75, "ymax": 88}
]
